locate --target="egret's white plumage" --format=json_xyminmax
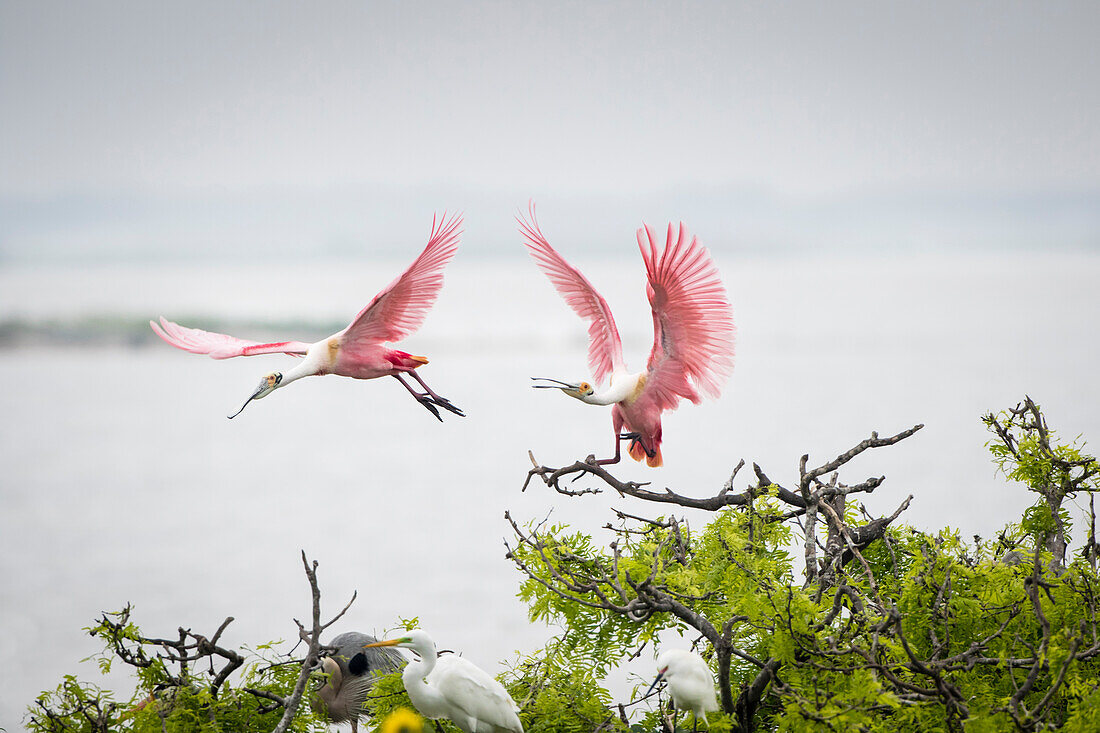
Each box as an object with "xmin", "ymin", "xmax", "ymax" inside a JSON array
[
  {"xmin": 650, "ymin": 649, "xmax": 720, "ymax": 724},
  {"xmin": 365, "ymin": 630, "xmax": 523, "ymax": 733}
]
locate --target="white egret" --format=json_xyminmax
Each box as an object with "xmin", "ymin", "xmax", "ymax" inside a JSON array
[
  {"xmin": 365, "ymin": 630, "xmax": 523, "ymax": 733},
  {"xmin": 647, "ymin": 649, "xmax": 720, "ymax": 731}
]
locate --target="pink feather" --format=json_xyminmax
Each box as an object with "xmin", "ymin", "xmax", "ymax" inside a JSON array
[
  {"xmin": 340, "ymin": 212, "xmax": 463, "ymax": 351},
  {"xmin": 517, "ymin": 203, "xmax": 625, "ymax": 386},
  {"xmin": 149, "ymin": 212, "xmax": 466, "ymax": 422},
  {"xmin": 149, "ymin": 316, "xmax": 310, "ymax": 359},
  {"xmin": 638, "ymin": 222, "xmax": 736, "ymax": 413}
]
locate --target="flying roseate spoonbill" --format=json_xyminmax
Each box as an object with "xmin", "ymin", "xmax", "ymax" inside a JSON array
[
  {"xmin": 150, "ymin": 213, "xmax": 465, "ymax": 421},
  {"xmin": 314, "ymin": 631, "xmax": 406, "ymax": 733},
  {"xmin": 646, "ymin": 649, "xmax": 720, "ymax": 731},
  {"xmin": 519, "ymin": 205, "xmax": 735, "ymax": 467},
  {"xmin": 364, "ymin": 630, "xmax": 524, "ymax": 733}
]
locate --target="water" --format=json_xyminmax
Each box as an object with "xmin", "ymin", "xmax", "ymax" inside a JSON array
[{"xmin": 2, "ymin": 252, "xmax": 1099, "ymax": 729}]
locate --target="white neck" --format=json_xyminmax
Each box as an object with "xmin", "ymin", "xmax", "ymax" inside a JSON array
[
  {"xmin": 582, "ymin": 372, "xmax": 643, "ymax": 405},
  {"xmin": 402, "ymin": 639, "xmax": 449, "ymax": 720},
  {"xmin": 274, "ymin": 351, "xmax": 327, "ymax": 390},
  {"xmin": 280, "ymin": 360, "xmax": 318, "ymax": 386}
]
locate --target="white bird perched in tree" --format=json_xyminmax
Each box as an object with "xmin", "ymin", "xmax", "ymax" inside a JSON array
[
  {"xmin": 365, "ymin": 629, "xmax": 523, "ymax": 733},
  {"xmin": 647, "ymin": 649, "xmax": 720, "ymax": 731}
]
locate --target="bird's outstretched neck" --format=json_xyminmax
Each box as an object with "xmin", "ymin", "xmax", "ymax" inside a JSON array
[
  {"xmin": 532, "ymin": 372, "xmax": 642, "ymax": 407},
  {"xmin": 400, "ymin": 640, "xmax": 453, "ymax": 721},
  {"xmin": 583, "ymin": 388, "xmax": 624, "ymax": 406},
  {"xmin": 280, "ymin": 358, "xmax": 324, "ymax": 386},
  {"xmin": 586, "ymin": 373, "xmax": 644, "ymax": 406},
  {"xmin": 227, "ymin": 356, "xmax": 325, "ymax": 418}
]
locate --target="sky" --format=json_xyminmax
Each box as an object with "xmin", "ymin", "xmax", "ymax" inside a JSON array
[
  {"xmin": 1, "ymin": 1, "xmax": 1098, "ymax": 260},
  {"xmin": 2, "ymin": 2, "xmax": 1100, "ymax": 728}
]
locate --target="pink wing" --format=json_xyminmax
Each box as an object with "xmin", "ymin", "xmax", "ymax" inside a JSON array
[
  {"xmin": 340, "ymin": 212, "xmax": 463, "ymax": 347},
  {"xmin": 518, "ymin": 203, "xmax": 625, "ymax": 385},
  {"xmin": 637, "ymin": 223, "xmax": 735, "ymax": 412},
  {"xmin": 150, "ymin": 317, "xmax": 311, "ymax": 359}
]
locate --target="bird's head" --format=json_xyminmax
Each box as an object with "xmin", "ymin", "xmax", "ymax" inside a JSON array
[
  {"xmin": 228, "ymin": 372, "xmax": 282, "ymax": 419},
  {"xmin": 363, "ymin": 629, "xmax": 435, "ymax": 659},
  {"xmin": 647, "ymin": 649, "xmax": 685, "ymax": 695},
  {"xmin": 646, "ymin": 667, "xmax": 667, "ymax": 697},
  {"xmin": 531, "ymin": 377, "xmax": 596, "ymax": 403}
]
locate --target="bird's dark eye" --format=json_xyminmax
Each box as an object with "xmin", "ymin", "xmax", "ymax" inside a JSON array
[{"xmin": 348, "ymin": 652, "xmax": 368, "ymax": 676}]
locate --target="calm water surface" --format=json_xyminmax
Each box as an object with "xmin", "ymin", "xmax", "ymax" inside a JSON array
[{"xmin": 2, "ymin": 253, "xmax": 1099, "ymax": 728}]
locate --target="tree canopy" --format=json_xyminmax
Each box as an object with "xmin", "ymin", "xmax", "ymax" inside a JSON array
[{"xmin": 28, "ymin": 397, "xmax": 1100, "ymax": 732}]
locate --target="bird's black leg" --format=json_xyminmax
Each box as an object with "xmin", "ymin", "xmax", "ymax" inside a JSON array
[
  {"xmin": 408, "ymin": 371, "xmax": 465, "ymax": 417},
  {"xmin": 392, "ymin": 374, "xmax": 442, "ymax": 422},
  {"xmin": 619, "ymin": 431, "xmax": 657, "ymax": 458}
]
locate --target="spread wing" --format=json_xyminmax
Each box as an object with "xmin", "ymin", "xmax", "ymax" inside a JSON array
[
  {"xmin": 431, "ymin": 656, "xmax": 523, "ymax": 733},
  {"xmin": 340, "ymin": 212, "xmax": 463, "ymax": 348},
  {"xmin": 637, "ymin": 223, "xmax": 735, "ymax": 412},
  {"xmin": 518, "ymin": 203, "xmax": 625, "ymax": 385},
  {"xmin": 150, "ymin": 317, "xmax": 310, "ymax": 359}
]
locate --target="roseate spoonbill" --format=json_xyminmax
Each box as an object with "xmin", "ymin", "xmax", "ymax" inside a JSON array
[
  {"xmin": 150, "ymin": 213, "xmax": 465, "ymax": 421},
  {"xmin": 364, "ymin": 630, "xmax": 524, "ymax": 733},
  {"xmin": 519, "ymin": 205, "xmax": 734, "ymax": 467},
  {"xmin": 646, "ymin": 649, "xmax": 719, "ymax": 731},
  {"xmin": 315, "ymin": 631, "xmax": 406, "ymax": 733}
]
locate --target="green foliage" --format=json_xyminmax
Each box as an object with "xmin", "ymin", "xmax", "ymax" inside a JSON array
[
  {"xmin": 984, "ymin": 399, "xmax": 1100, "ymax": 500},
  {"xmin": 506, "ymin": 402, "xmax": 1100, "ymax": 731},
  {"xmin": 514, "ymin": 523, "xmax": 681, "ymax": 677},
  {"xmin": 358, "ymin": 670, "xmax": 425, "ymax": 729},
  {"xmin": 1021, "ymin": 501, "xmax": 1075, "ymax": 543},
  {"xmin": 31, "ymin": 676, "xmax": 123, "ymax": 733},
  {"xmin": 26, "ymin": 612, "xmax": 330, "ymax": 733},
  {"xmin": 511, "ymin": 508, "xmax": 1100, "ymax": 730},
  {"xmin": 30, "ymin": 400, "xmax": 1100, "ymax": 732},
  {"xmin": 503, "ymin": 643, "xmax": 627, "ymax": 732}
]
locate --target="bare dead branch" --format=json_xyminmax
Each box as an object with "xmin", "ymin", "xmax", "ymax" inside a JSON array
[{"xmin": 271, "ymin": 551, "xmax": 355, "ymax": 733}]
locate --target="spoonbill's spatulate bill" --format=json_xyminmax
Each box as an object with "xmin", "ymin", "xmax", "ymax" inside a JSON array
[
  {"xmin": 520, "ymin": 204, "xmax": 735, "ymax": 466},
  {"xmin": 151, "ymin": 213, "xmax": 465, "ymax": 421},
  {"xmin": 365, "ymin": 630, "xmax": 524, "ymax": 733}
]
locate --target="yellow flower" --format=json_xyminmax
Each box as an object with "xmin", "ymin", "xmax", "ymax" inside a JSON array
[{"xmin": 379, "ymin": 707, "xmax": 424, "ymax": 733}]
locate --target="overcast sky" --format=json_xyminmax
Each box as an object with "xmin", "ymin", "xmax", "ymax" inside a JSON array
[
  {"xmin": 2, "ymin": 1, "xmax": 1098, "ymax": 200},
  {"xmin": 1, "ymin": 5, "xmax": 1099, "ymax": 722}
]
